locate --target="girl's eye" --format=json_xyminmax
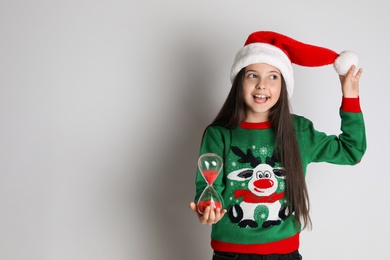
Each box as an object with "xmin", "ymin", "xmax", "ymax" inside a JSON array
[
  {"xmin": 269, "ymin": 74, "xmax": 278, "ymax": 80},
  {"xmin": 247, "ymin": 73, "xmax": 258, "ymax": 79}
]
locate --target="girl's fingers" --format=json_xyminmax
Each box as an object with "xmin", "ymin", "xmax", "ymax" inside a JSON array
[
  {"xmin": 201, "ymin": 206, "xmax": 211, "ymax": 223},
  {"xmin": 207, "ymin": 207, "xmax": 216, "ymax": 225},
  {"xmin": 189, "ymin": 202, "xmax": 197, "ymax": 212},
  {"xmin": 191, "ymin": 203, "xmax": 226, "ymax": 225},
  {"xmin": 346, "ymin": 65, "xmax": 355, "ymax": 76},
  {"xmin": 355, "ymin": 68, "xmax": 363, "ymax": 80},
  {"xmin": 215, "ymin": 208, "xmax": 224, "ymax": 220},
  {"xmin": 346, "ymin": 65, "xmax": 363, "ymax": 78}
]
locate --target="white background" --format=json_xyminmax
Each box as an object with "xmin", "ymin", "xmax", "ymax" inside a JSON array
[{"xmin": 1, "ymin": 1, "xmax": 389, "ymax": 259}]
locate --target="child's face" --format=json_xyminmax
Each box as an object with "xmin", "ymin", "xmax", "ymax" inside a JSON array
[{"xmin": 242, "ymin": 63, "xmax": 282, "ymax": 122}]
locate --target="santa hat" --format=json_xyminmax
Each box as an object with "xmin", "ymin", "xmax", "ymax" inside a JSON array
[{"xmin": 230, "ymin": 31, "xmax": 358, "ymax": 97}]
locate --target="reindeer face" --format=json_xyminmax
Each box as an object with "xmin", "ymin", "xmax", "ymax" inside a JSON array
[
  {"xmin": 248, "ymin": 164, "xmax": 278, "ymax": 196},
  {"xmin": 228, "ymin": 146, "xmax": 285, "ymax": 197}
]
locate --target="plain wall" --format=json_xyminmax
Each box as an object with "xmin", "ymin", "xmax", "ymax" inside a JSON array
[{"xmin": 1, "ymin": 0, "xmax": 389, "ymax": 259}]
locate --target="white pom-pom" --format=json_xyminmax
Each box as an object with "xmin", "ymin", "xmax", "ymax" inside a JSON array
[{"xmin": 333, "ymin": 50, "xmax": 359, "ymax": 75}]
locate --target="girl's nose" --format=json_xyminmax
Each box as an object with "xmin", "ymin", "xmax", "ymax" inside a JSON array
[{"xmin": 256, "ymin": 81, "xmax": 265, "ymax": 89}]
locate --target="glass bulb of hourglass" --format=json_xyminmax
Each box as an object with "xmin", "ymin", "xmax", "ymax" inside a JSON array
[
  {"xmin": 198, "ymin": 153, "xmax": 223, "ymax": 185},
  {"xmin": 197, "ymin": 153, "xmax": 223, "ymax": 214}
]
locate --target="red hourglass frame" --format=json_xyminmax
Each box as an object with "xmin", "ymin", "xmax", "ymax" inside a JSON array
[{"xmin": 197, "ymin": 153, "xmax": 223, "ymax": 214}]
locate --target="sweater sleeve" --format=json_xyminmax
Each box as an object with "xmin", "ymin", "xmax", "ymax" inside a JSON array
[
  {"xmin": 299, "ymin": 97, "xmax": 367, "ymax": 165},
  {"xmin": 194, "ymin": 126, "xmax": 227, "ymax": 205}
]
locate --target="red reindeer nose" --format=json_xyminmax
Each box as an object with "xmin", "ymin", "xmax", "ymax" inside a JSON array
[{"xmin": 254, "ymin": 179, "xmax": 274, "ymax": 189}]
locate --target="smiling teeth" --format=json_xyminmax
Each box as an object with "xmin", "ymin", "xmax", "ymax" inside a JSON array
[{"xmin": 254, "ymin": 94, "xmax": 269, "ymax": 98}]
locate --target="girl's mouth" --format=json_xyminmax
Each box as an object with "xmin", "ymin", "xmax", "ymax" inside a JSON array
[{"xmin": 253, "ymin": 94, "xmax": 269, "ymax": 103}]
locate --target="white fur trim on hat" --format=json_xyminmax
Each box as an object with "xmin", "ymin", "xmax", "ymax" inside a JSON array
[
  {"xmin": 333, "ymin": 50, "xmax": 359, "ymax": 75},
  {"xmin": 230, "ymin": 43, "xmax": 294, "ymax": 98}
]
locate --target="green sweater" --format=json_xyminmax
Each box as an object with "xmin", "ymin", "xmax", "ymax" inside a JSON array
[{"xmin": 194, "ymin": 97, "xmax": 366, "ymax": 254}]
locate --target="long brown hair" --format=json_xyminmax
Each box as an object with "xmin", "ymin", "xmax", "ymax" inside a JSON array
[{"xmin": 210, "ymin": 68, "xmax": 312, "ymax": 230}]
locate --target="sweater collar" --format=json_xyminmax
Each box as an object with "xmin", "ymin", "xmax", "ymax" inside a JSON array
[{"xmin": 240, "ymin": 121, "xmax": 272, "ymax": 129}]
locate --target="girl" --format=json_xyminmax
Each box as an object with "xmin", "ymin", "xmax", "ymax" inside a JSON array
[{"xmin": 189, "ymin": 31, "xmax": 366, "ymax": 259}]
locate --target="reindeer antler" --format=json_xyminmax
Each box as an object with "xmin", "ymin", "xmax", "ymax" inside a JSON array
[
  {"xmin": 231, "ymin": 146, "xmax": 261, "ymax": 168},
  {"xmin": 265, "ymin": 147, "xmax": 281, "ymax": 167},
  {"xmin": 265, "ymin": 148, "xmax": 285, "ymax": 177}
]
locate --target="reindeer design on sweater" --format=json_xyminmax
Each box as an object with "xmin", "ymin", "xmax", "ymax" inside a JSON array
[{"xmin": 227, "ymin": 146, "xmax": 289, "ymax": 228}]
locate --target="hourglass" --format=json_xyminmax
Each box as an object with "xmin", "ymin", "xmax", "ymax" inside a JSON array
[{"xmin": 197, "ymin": 153, "xmax": 223, "ymax": 214}]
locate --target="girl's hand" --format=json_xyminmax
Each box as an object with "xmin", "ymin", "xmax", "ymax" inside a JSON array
[
  {"xmin": 339, "ymin": 65, "xmax": 363, "ymax": 98},
  {"xmin": 189, "ymin": 202, "xmax": 227, "ymax": 225}
]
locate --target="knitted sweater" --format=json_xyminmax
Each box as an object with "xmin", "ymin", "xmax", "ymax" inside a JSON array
[{"xmin": 194, "ymin": 97, "xmax": 366, "ymax": 254}]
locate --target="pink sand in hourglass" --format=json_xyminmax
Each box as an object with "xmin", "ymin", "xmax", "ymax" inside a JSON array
[
  {"xmin": 197, "ymin": 200, "xmax": 223, "ymax": 214},
  {"xmin": 202, "ymin": 170, "xmax": 219, "ymax": 184}
]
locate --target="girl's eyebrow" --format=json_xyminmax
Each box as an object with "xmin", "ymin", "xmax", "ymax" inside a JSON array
[
  {"xmin": 245, "ymin": 69, "xmax": 281, "ymax": 74},
  {"xmin": 245, "ymin": 69, "xmax": 257, "ymax": 73}
]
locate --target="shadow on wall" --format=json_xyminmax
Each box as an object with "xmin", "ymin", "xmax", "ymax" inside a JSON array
[{"xmin": 143, "ymin": 29, "xmax": 221, "ymax": 259}]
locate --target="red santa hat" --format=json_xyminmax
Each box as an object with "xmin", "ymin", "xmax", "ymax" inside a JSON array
[{"xmin": 230, "ymin": 31, "xmax": 359, "ymax": 97}]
